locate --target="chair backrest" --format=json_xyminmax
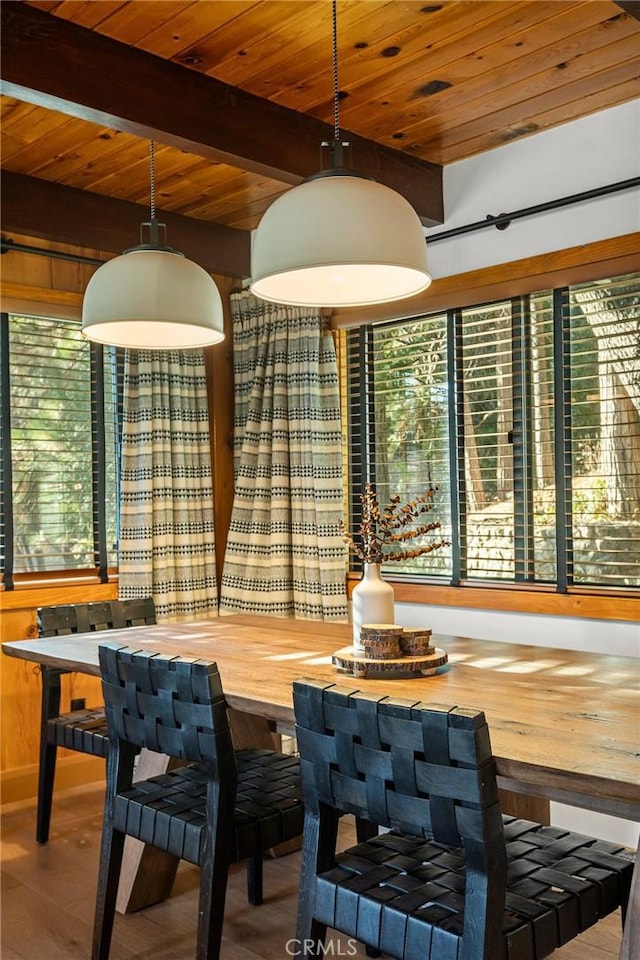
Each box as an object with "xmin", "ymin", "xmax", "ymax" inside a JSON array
[
  {"xmin": 293, "ymin": 678, "xmax": 504, "ymax": 851},
  {"xmin": 38, "ymin": 598, "xmax": 156, "ymax": 637},
  {"xmin": 98, "ymin": 642, "xmax": 236, "ymax": 770}
]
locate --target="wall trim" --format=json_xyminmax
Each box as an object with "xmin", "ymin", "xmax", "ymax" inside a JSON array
[
  {"xmin": 1, "ymin": 755, "xmax": 104, "ymax": 806},
  {"xmin": 347, "ymin": 575, "xmax": 639, "ymax": 622},
  {"xmin": 1, "ymin": 581, "xmax": 118, "ymax": 611}
]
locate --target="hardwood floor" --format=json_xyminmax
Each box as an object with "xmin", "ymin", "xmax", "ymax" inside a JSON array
[{"xmin": 1, "ymin": 781, "xmax": 625, "ymax": 960}]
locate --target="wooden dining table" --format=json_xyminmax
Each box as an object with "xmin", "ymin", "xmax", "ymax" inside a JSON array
[{"xmin": 3, "ymin": 614, "xmax": 639, "ymax": 958}]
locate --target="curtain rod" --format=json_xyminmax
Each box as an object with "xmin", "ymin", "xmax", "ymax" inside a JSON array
[
  {"xmin": 0, "ymin": 238, "xmax": 106, "ymax": 265},
  {"xmin": 2, "ymin": 176, "xmax": 638, "ymax": 264},
  {"xmin": 426, "ymin": 177, "xmax": 640, "ymax": 243}
]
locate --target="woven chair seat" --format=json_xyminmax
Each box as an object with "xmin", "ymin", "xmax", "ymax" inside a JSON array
[
  {"xmin": 313, "ymin": 823, "xmax": 633, "ymax": 960},
  {"xmin": 48, "ymin": 708, "xmax": 110, "ymax": 757},
  {"xmin": 113, "ymin": 750, "xmax": 303, "ymax": 864}
]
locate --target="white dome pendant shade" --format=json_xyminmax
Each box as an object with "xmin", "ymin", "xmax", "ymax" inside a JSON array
[
  {"xmin": 250, "ymin": 1, "xmax": 431, "ymax": 309},
  {"xmin": 82, "ymin": 247, "xmax": 224, "ymax": 350},
  {"xmin": 82, "ymin": 140, "xmax": 224, "ymax": 350},
  {"xmin": 250, "ymin": 172, "xmax": 431, "ymax": 308}
]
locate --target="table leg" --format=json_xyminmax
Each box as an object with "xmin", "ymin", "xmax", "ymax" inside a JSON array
[
  {"xmin": 116, "ymin": 750, "xmax": 179, "ymax": 914},
  {"xmin": 498, "ymin": 788, "xmax": 550, "ymax": 824},
  {"xmin": 620, "ymin": 855, "xmax": 639, "ymax": 960},
  {"xmin": 228, "ymin": 708, "xmax": 278, "ymax": 749}
]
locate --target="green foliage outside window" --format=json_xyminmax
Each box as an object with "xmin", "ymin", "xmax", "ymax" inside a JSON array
[
  {"xmin": 1, "ymin": 314, "xmax": 119, "ymax": 576},
  {"xmin": 346, "ymin": 273, "xmax": 640, "ymax": 589}
]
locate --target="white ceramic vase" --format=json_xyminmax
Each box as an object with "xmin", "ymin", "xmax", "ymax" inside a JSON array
[{"xmin": 351, "ymin": 562, "xmax": 395, "ymax": 655}]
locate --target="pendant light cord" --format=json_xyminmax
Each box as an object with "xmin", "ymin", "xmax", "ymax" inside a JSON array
[
  {"xmin": 144, "ymin": 139, "xmax": 165, "ymax": 248},
  {"xmin": 327, "ymin": 0, "xmax": 347, "ymax": 169},
  {"xmin": 149, "ymin": 140, "xmax": 156, "ymax": 222},
  {"xmin": 332, "ymin": 0, "xmax": 340, "ymax": 141}
]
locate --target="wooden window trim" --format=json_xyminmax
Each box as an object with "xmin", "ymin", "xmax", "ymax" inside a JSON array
[
  {"xmin": 331, "ymin": 233, "xmax": 640, "ymax": 329},
  {"xmin": 346, "ymin": 574, "xmax": 639, "ymax": 623},
  {"xmin": 4, "ymin": 244, "xmax": 638, "ymax": 622},
  {"xmin": 0, "ymin": 576, "xmax": 119, "ymax": 611},
  {"xmin": 340, "ymin": 235, "xmax": 640, "ymax": 624}
]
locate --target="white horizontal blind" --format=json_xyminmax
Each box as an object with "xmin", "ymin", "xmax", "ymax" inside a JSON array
[
  {"xmin": 345, "ymin": 271, "xmax": 640, "ymax": 591},
  {"xmin": 347, "ymin": 313, "xmax": 452, "ymax": 577},
  {"xmin": 527, "ymin": 293, "xmax": 556, "ymax": 582},
  {"xmin": 568, "ymin": 275, "xmax": 640, "ymax": 586},
  {"xmin": 460, "ymin": 300, "xmax": 514, "ymax": 580},
  {"xmin": 460, "ymin": 294, "xmax": 556, "ymax": 582},
  {"xmin": 5, "ymin": 314, "xmax": 119, "ymax": 574}
]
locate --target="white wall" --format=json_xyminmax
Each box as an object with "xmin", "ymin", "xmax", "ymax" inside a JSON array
[
  {"xmin": 396, "ymin": 601, "xmax": 639, "ymax": 658},
  {"xmin": 426, "ymin": 100, "xmax": 640, "ymax": 278}
]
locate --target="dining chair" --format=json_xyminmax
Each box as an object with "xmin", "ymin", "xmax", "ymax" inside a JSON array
[
  {"xmin": 293, "ymin": 678, "xmax": 634, "ymax": 960},
  {"xmin": 93, "ymin": 642, "xmax": 305, "ymax": 960},
  {"xmin": 36, "ymin": 597, "xmax": 156, "ymax": 843}
]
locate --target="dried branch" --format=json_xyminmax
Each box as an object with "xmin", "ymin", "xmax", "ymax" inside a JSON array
[{"xmin": 340, "ymin": 482, "xmax": 450, "ymax": 564}]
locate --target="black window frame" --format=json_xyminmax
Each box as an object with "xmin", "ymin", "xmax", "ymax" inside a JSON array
[
  {"xmin": 345, "ymin": 273, "xmax": 640, "ymax": 595},
  {"xmin": 0, "ymin": 311, "xmax": 122, "ymax": 588}
]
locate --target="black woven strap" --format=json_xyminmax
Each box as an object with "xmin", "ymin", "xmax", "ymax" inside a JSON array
[
  {"xmin": 294, "ymin": 678, "xmax": 499, "ymax": 847},
  {"xmin": 38, "ymin": 598, "xmax": 156, "ymax": 637},
  {"xmin": 312, "ymin": 823, "xmax": 633, "ymax": 959},
  {"xmin": 112, "ymin": 750, "xmax": 303, "ymax": 865},
  {"xmin": 48, "ymin": 709, "xmax": 110, "ymax": 757},
  {"xmin": 99, "ymin": 642, "xmax": 231, "ymax": 765}
]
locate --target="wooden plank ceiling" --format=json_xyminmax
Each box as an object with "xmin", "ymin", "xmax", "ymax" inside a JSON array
[{"xmin": 1, "ymin": 0, "xmax": 638, "ymax": 277}]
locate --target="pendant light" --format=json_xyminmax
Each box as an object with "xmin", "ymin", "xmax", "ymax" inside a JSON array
[
  {"xmin": 82, "ymin": 142, "xmax": 224, "ymax": 349},
  {"xmin": 250, "ymin": 2, "xmax": 431, "ymax": 308}
]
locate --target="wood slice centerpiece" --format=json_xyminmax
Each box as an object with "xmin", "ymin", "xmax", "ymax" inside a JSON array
[
  {"xmin": 360, "ymin": 624, "xmax": 403, "ymax": 659},
  {"xmin": 332, "ymin": 624, "xmax": 447, "ymax": 679},
  {"xmin": 400, "ymin": 627, "xmax": 433, "ymax": 656}
]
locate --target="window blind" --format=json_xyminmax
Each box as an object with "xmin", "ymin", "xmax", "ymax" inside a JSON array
[
  {"xmin": 345, "ymin": 271, "xmax": 640, "ymax": 591},
  {"xmin": 568, "ymin": 275, "xmax": 640, "ymax": 586},
  {"xmin": 1, "ymin": 314, "xmax": 120, "ymax": 577},
  {"xmin": 347, "ymin": 312, "xmax": 452, "ymax": 577}
]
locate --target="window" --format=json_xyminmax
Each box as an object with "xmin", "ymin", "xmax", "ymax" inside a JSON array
[
  {"xmin": 345, "ymin": 272, "xmax": 640, "ymax": 591},
  {"xmin": 1, "ymin": 313, "xmax": 121, "ymax": 585}
]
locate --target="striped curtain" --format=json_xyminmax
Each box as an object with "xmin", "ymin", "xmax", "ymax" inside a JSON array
[
  {"xmin": 118, "ymin": 349, "xmax": 218, "ymax": 622},
  {"xmin": 219, "ymin": 292, "xmax": 348, "ymax": 621}
]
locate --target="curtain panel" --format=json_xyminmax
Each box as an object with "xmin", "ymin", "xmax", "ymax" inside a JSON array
[
  {"xmin": 118, "ymin": 349, "xmax": 218, "ymax": 621},
  {"xmin": 220, "ymin": 292, "xmax": 348, "ymax": 620}
]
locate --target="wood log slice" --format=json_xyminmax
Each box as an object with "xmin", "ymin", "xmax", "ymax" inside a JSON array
[{"xmin": 331, "ymin": 645, "xmax": 448, "ymax": 679}]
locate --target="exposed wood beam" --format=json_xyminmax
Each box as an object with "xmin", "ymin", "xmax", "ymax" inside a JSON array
[
  {"xmin": 0, "ymin": 3, "xmax": 443, "ymax": 226},
  {"xmin": 613, "ymin": 2, "xmax": 640, "ymax": 22},
  {"xmin": 0, "ymin": 172, "xmax": 251, "ymax": 278}
]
